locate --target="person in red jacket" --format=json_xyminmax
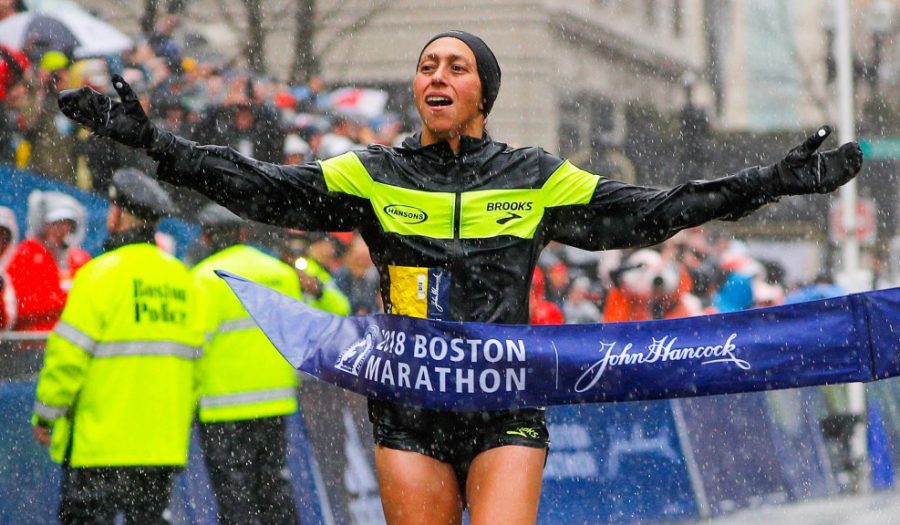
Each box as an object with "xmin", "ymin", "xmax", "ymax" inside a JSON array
[
  {"xmin": 603, "ymin": 248, "xmax": 702, "ymax": 322},
  {"xmin": 5, "ymin": 190, "xmax": 91, "ymax": 331},
  {"xmin": 530, "ymin": 267, "xmax": 564, "ymax": 325},
  {"xmin": 0, "ymin": 206, "xmax": 18, "ymax": 330}
]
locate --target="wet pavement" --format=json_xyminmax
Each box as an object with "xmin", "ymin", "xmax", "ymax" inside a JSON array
[{"xmin": 684, "ymin": 489, "xmax": 900, "ymax": 525}]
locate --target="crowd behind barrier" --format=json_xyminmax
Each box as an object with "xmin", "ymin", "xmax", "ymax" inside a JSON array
[{"xmin": 1, "ymin": 4, "xmax": 899, "ymax": 524}]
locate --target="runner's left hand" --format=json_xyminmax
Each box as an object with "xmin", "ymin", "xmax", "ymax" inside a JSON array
[
  {"xmin": 774, "ymin": 125, "xmax": 863, "ymax": 195},
  {"xmin": 58, "ymin": 75, "xmax": 171, "ymax": 152}
]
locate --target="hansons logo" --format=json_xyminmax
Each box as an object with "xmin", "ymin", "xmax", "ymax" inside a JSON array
[
  {"xmin": 575, "ymin": 333, "xmax": 750, "ymax": 393},
  {"xmin": 335, "ymin": 325, "xmax": 380, "ymax": 376},
  {"xmin": 384, "ymin": 204, "xmax": 427, "ymax": 224}
]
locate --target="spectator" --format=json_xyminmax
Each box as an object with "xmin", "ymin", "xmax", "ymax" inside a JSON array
[
  {"xmin": 150, "ymin": 93, "xmax": 188, "ymax": 133},
  {"xmin": 148, "ymin": 13, "xmax": 183, "ymax": 74},
  {"xmin": 0, "ymin": 0, "xmax": 25, "ymax": 21},
  {"xmin": 544, "ymin": 261, "xmax": 570, "ymax": 306},
  {"xmin": 5, "ymin": 190, "xmax": 91, "ymax": 331},
  {"xmin": 604, "ymin": 249, "xmax": 702, "ymax": 322},
  {"xmin": 294, "ymin": 113, "xmax": 330, "ymax": 160},
  {"xmin": 750, "ymin": 259, "xmax": 786, "ymax": 307},
  {"xmin": 711, "ymin": 271, "xmax": 754, "ymax": 313},
  {"xmin": 785, "ymin": 273, "xmax": 846, "ymax": 305},
  {"xmin": 292, "ymin": 75, "xmax": 325, "ymax": 113},
  {"xmin": 0, "ymin": 206, "xmax": 18, "ymax": 329},
  {"xmin": 22, "ymin": 51, "xmax": 77, "ymax": 184},
  {"xmin": 304, "ymin": 233, "xmax": 342, "ymax": 273},
  {"xmin": 530, "ymin": 267, "xmax": 564, "ymax": 325},
  {"xmin": 318, "ymin": 114, "xmax": 362, "ymax": 158},
  {"xmin": 273, "ymin": 230, "xmax": 352, "ymax": 313},
  {"xmin": 195, "ymin": 96, "xmax": 285, "ymax": 163},
  {"xmin": 372, "ymin": 114, "xmax": 404, "ymax": 146},
  {"xmin": 334, "ymin": 235, "xmax": 381, "ymax": 315},
  {"xmin": 0, "ymin": 44, "xmax": 28, "ymax": 164},
  {"xmin": 562, "ymin": 277, "xmax": 602, "ymax": 324},
  {"xmin": 282, "ymin": 133, "xmax": 311, "ymax": 164}
]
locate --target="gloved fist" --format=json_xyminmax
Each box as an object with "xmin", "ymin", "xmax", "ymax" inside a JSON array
[
  {"xmin": 775, "ymin": 125, "xmax": 864, "ymax": 195},
  {"xmin": 58, "ymin": 75, "xmax": 170, "ymax": 152}
]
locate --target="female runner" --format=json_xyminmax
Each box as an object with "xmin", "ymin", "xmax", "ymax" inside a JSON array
[{"xmin": 58, "ymin": 30, "xmax": 862, "ymax": 525}]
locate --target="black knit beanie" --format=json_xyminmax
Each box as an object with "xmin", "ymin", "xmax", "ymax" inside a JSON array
[{"xmin": 419, "ymin": 30, "xmax": 501, "ymax": 115}]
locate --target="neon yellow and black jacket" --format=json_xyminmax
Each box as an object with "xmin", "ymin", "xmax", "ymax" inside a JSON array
[
  {"xmin": 33, "ymin": 234, "xmax": 201, "ymax": 466},
  {"xmin": 191, "ymin": 244, "xmax": 350, "ymax": 423},
  {"xmin": 155, "ymin": 132, "xmax": 779, "ymax": 324}
]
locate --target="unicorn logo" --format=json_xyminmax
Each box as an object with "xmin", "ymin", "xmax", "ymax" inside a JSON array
[{"xmin": 335, "ymin": 325, "xmax": 380, "ymax": 376}]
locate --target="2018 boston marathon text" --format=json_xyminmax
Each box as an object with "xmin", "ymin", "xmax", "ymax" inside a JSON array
[{"xmin": 335, "ymin": 327, "xmax": 751, "ymax": 395}]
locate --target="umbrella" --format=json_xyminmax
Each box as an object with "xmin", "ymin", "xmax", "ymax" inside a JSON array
[{"xmin": 0, "ymin": 11, "xmax": 132, "ymax": 60}]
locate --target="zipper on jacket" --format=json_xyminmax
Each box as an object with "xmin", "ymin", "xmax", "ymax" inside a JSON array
[
  {"xmin": 452, "ymin": 155, "xmax": 463, "ymax": 239},
  {"xmin": 453, "ymin": 191, "xmax": 462, "ymax": 239}
]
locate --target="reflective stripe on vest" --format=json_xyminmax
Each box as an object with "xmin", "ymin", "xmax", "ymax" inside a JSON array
[
  {"xmin": 216, "ymin": 317, "xmax": 258, "ymax": 334},
  {"xmin": 33, "ymin": 400, "xmax": 68, "ymax": 420},
  {"xmin": 53, "ymin": 321, "xmax": 97, "ymax": 353},
  {"xmin": 199, "ymin": 387, "xmax": 296, "ymax": 409},
  {"xmin": 91, "ymin": 341, "xmax": 201, "ymax": 360}
]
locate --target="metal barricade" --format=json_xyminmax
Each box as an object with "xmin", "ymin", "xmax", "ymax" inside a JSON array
[{"xmin": 0, "ymin": 331, "xmax": 48, "ymax": 381}]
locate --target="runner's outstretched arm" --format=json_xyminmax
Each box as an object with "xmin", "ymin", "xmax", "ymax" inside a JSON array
[
  {"xmin": 543, "ymin": 126, "xmax": 863, "ymax": 250},
  {"xmin": 58, "ymin": 77, "xmax": 364, "ymax": 231}
]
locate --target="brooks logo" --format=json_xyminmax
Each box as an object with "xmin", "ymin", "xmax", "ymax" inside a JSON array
[
  {"xmin": 497, "ymin": 212, "xmax": 522, "ymax": 225},
  {"xmin": 486, "ymin": 201, "xmax": 533, "ymax": 212},
  {"xmin": 506, "ymin": 427, "xmax": 541, "ymax": 439}
]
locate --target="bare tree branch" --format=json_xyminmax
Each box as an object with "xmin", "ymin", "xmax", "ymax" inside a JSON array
[
  {"xmin": 291, "ymin": 0, "xmax": 318, "ymax": 84},
  {"xmin": 317, "ymin": 1, "xmax": 343, "ymax": 26},
  {"xmin": 216, "ymin": 1, "xmax": 242, "ymax": 33},
  {"xmin": 240, "ymin": 0, "xmax": 267, "ymax": 74},
  {"xmin": 318, "ymin": 0, "xmax": 393, "ymax": 60},
  {"xmin": 140, "ymin": 0, "xmax": 161, "ymax": 34}
]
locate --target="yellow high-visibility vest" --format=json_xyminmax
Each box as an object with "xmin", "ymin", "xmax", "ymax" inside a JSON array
[
  {"xmin": 33, "ymin": 242, "xmax": 201, "ymax": 466},
  {"xmin": 191, "ymin": 244, "xmax": 349, "ymax": 423}
]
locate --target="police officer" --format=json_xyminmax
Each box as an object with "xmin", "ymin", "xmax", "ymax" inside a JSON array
[
  {"xmin": 32, "ymin": 168, "xmax": 201, "ymax": 525},
  {"xmin": 191, "ymin": 203, "xmax": 349, "ymax": 525}
]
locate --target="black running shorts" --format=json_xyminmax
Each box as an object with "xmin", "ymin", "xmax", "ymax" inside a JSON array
[{"xmin": 368, "ymin": 399, "xmax": 550, "ymax": 489}]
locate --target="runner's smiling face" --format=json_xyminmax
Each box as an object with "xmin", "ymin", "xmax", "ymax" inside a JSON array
[{"xmin": 414, "ymin": 37, "xmax": 485, "ymax": 148}]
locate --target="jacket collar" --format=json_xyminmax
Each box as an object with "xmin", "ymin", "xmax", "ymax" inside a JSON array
[
  {"xmin": 102, "ymin": 225, "xmax": 156, "ymax": 252},
  {"xmin": 400, "ymin": 131, "xmax": 502, "ymax": 161}
]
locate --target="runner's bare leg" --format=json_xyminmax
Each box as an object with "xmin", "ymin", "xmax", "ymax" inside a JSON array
[
  {"xmin": 466, "ymin": 446, "xmax": 545, "ymax": 525},
  {"xmin": 375, "ymin": 445, "xmax": 464, "ymax": 525}
]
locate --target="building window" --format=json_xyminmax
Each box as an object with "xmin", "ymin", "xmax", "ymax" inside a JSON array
[{"xmin": 558, "ymin": 94, "xmax": 616, "ymax": 161}]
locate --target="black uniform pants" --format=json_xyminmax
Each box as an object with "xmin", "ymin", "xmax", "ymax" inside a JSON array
[
  {"xmin": 58, "ymin": 465, "xmax": 178, "ymax": 525},
  {"xmin": 199, "ymin": 416, "xmax": 299, "ymax": 525}
]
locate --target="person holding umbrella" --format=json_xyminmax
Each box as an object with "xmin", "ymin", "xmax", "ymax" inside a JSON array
[{"xmin": 56, "ymin": 31, "xmax": 862, "ymax": 525}]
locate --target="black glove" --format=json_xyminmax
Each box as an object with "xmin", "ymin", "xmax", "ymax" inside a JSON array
[
  {"xmin": 774, "ymin": 125, "xmax": 863, "ymax": 195},
  {"xmin": 57, "ymin": 75, "xmax": 172, "ymax": 152}
]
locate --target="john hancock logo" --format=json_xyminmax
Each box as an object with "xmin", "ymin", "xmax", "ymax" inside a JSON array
[
  {"xmin": 335, "ymin": 325, "xmax": 381, "ymax": 376},
  {"xmin": 575, "ymin": 333, "xmax": 751, "ymax": 393}
]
